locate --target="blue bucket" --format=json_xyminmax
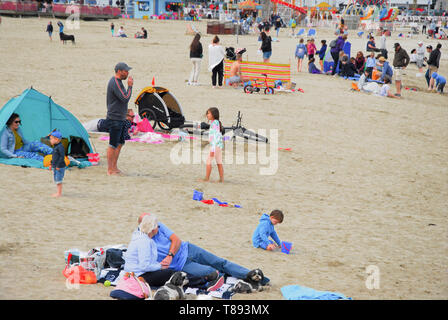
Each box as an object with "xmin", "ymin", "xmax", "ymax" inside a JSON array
[
  {"xmin": 193, "ymin": 190, "xmax": 203, "ymax": 201},
  {"xmin": 281, "ymin": 241, "xmax": 293, "ymax": 254}
]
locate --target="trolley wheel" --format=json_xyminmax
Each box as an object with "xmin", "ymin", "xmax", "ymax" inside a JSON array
[
  {"xmin": 158, "ymin": 121, "xmax": 171, "ymax": 131},
  {"xmin": 264, "ymin": 87, "xmax": 275, "ymax": 95},
  {"xmin": 244, "ymin": 84, "xmax": 254, "ymax": 94},
  {"xmin": 139, "ymin": 108, "xmax": 157, "ymax": 129}
]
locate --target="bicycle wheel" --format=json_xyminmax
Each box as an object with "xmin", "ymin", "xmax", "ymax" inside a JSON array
[
  {"xmin": 264, "ymin": 87, "xmax": 275, "ymax": 95},
  {"xmin": 139, "ymin": 108, "xmax": 157, "ymax": 129},
  {"xmin": 244, "ymin": 84, "xmax": 254, "ymax": 94}
]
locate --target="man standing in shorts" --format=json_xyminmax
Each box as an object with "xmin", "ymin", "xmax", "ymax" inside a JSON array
[
  {"xmin": 105, "ymin": 62, "xmax": 133, "ymax": 175},
  {"xmin": 392, "ymin": 43, "xmax": 409, "ymax": 97}
]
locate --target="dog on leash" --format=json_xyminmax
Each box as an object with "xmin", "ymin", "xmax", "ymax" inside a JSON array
[
  {"xmin": 153, "ymin": 271, "xmax": 189, "ymax": 300},
  {"xmin": 230, "ymin": 269, "xmax": 270, "ymax": 294}
]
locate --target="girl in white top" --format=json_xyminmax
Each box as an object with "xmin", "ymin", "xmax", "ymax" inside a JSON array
[{"xmin": 208, "ymin": 36, "xmax": 226, "ymax": 88}]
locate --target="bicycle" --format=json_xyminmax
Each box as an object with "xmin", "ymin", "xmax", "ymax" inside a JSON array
[
  {"xmin": 243, "ymin": 73, "xmax": 275, "ymax": 95},
  {"xmin": 179, "ymin": 111, "xmax": 268, "ymax": 143}
]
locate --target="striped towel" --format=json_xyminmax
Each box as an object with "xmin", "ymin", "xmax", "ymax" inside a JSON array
[{"xmin": 224, "ymin": 60, "xmax": 291, "ymax": 88}]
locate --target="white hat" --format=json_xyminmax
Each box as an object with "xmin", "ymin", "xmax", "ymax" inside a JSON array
[{"xmin": 418, "ymin": 41, "xmax": 423, "ymax": 45}]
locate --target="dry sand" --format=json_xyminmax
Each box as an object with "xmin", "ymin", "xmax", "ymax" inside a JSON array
[{"xmin": 0, "ymin": 16, "xmax": 447, "ymax": 300}]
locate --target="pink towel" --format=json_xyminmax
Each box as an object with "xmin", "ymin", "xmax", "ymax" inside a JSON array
[{"xmin": 137, "ymin": 118, "xmax": 155, "ymax": 132}]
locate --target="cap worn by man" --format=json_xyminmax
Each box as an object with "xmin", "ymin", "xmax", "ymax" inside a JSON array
[{"xmin": 114, "ymin": 62, "xmax": 132, "ymax": 73}]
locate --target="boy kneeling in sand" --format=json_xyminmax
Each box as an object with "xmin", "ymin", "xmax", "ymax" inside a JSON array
[
  {"xmin": 48, "ymin": 131, "xmax": 66, "ymax": 197},
  {"xmin": 252, "ymin": 210, "xmax": 283, "ymax": 251}
]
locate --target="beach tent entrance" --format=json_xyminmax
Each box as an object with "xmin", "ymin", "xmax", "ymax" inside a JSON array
[
  {"xmin": 0, "ymin": 87, "xmax": 93, "ymax": 168},
  {"xmin": 134, "ymin": 86, "xmax": 185, "ymax": 130}
]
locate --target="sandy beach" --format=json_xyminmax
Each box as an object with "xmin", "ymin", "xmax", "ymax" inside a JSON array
[{"xmin": 0, "ymin": 15, "xmax": 447, "ymax": 300}]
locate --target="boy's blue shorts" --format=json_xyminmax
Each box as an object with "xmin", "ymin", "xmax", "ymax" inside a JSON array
[{"xmin": 53, "ymin": 167, "xmax": 66, "ymax": 185}]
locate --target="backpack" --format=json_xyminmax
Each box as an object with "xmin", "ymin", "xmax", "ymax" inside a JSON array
[
  {"xmin": 329, "ymin": 39, "xmax": 337, "ymax": 48},
  {"xmin": 68, "ymin": 136, "xmax": 90, "ymax": 159}
]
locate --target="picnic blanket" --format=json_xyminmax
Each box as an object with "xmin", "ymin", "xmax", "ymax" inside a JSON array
[
  {"xmin": 224, "ymin": 60, "xmax": 291, "ymax": 88},
  {"xmin": 281, "ymin": 285, "xmax": 351, "ymax": 300}
]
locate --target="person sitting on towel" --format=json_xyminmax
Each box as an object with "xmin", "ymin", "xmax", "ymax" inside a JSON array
[
  {"xmin": 228, "ymin": 52, "xmax": 250, "ymax": 87},
  {"xmin": 339, "ymin": 56, "xmax": 357, "ymax": 78},
  {"xmin": 0, "ymin": 113, "xmax": 53, "ymax": 161},
  {"xmin": 136, "ymin": 213, "xmax": 270, "ymax": 285},
  {"xmin": 252, "ymin": 210, "xmax": 283, "ymax": 251},
  {"xmin": 123, "ymin": 214, "xmax": 223, "ymax": 290},
  {"xmin": 377, "ymin": 77, "xmax": 400, "ymax": 98},
  {"xmin": 377, "ymin": 56, "xmax": 394, "ymax": 83},
  {"xmin": 83, "ymin": 109, "xmax": 137, "ymax": 140},
  {"xmin": 308, "ymin": 57, "xmax": 322, "ymax": 74}
]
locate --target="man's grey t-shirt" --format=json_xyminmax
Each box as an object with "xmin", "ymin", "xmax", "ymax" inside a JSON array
[{"xmin": 106, "ymin": 76, "xmax": 132, "ymax": 121}]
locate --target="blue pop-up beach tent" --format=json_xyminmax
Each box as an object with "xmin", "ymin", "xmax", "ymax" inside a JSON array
[{"xmin": 0, "ymin": 87, "xmax": 93, "ymax": 168}]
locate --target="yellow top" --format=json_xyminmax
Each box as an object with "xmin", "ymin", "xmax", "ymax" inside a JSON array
[{"xmin": 13, "ymin": 129, "xmax": 23, "ymax": 150}]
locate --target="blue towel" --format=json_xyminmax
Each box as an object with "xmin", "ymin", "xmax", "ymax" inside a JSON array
[
  {"xmin": 281, "ymin": 285, "xmax": 351, "ymax": 300},
  {"xmin": 0, "ymin": 157, "xmax": 46, "ymax": 169}
]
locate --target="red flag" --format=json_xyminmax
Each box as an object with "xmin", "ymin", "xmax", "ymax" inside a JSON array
[{"xmin": 152, "ymin": 76, "xmax": 155, "ymax": 86}]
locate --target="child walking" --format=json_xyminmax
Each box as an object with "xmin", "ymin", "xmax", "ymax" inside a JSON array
[
  {"xmin": 201, "ymin": 107, "xmax": 224, "ymax": 182},
  {"xmin": 295, "ymin": 38, "xmax": 307, "ymax": 72},
  {"xmin": 49, "ymin": 130, "xmax": 66, "ymax": 197},
  {"xmin": 252, "ymin": 210, "xmax": 284, "ymax": 251}
]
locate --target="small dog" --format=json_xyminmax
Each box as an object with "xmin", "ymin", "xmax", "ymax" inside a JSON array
[
  {"xmin": 153, "ymin": 271, "xmax": 189, "ymax": 300},
  {"xmin": 230, "ymin": 268, "xmax": 270, "ymax": 294}
]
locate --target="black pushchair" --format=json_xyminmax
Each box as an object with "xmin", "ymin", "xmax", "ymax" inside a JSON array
[
  {"xmin": 134, "ymin": 87, "xmax": 185, "ymax": 130},
  {"xmin": 225, "ymin": 47, "xmax": 246, "ymax": 61}
]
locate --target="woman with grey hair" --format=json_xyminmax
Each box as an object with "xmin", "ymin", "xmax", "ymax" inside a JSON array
[
  {"xmin": 123, "ymin": 214, "xmax": 174, "ymax": 286},
  {"xmin": 124, "ymin": 215, "xmax": 222, "ymax": 289}
]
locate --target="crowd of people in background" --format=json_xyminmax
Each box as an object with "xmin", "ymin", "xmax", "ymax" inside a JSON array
[{"xmin": 292, "ymin": 22, "xmax": 444, "ymax": 97}]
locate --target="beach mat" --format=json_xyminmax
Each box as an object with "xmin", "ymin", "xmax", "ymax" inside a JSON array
[{"xmin": 281, "ymin": 285, "xmax": 351, "ymax": 300}]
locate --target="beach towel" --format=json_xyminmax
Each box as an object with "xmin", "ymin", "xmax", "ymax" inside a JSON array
[
  {"xmin": 184, "ymin": 276, "xmax": 239, "ymax": 300},
  {"xmin": 281, "ymin": 285, "xmax": 351, "ymax": 300}
]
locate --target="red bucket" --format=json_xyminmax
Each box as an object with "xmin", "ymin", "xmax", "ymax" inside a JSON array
[{"xmin": 87, "ymin": 153, "xmax": 100, "ymax": 165}]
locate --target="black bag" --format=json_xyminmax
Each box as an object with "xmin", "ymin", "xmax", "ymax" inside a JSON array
[
  {"xmin": 105, "ymin": 248, "xmax": 125, "ymax": 269},
  {"xmin": 68, "ymin": 136, "xmax": 90, "ymax": 158}
]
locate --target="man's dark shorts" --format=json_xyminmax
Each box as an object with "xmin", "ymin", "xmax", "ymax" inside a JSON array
[{"xmin": 104, "ymin": 119, "xmax": 125, "ymax": 149}]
